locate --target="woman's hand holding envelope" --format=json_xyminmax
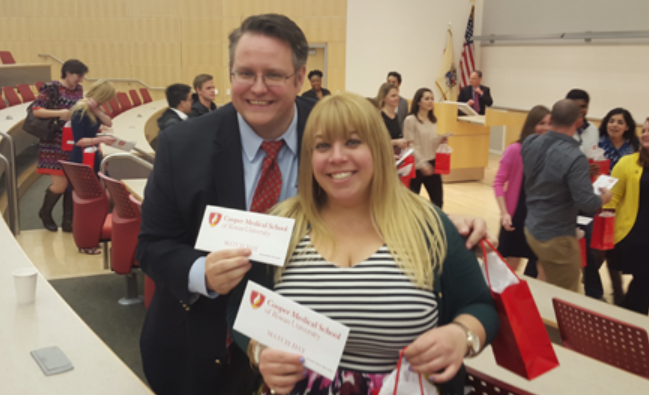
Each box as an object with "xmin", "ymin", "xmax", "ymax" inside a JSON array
[
  {"xmin": 205, "ymin": 248, "xmax": 252, "ymax": 295},
  {"xmin": 259, "ymin": 348, "xmax": 307, "ymax": 395}
]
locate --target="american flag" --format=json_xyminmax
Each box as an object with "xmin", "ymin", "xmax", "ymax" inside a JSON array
[{"xmin": 458, "ymin": 6, "xmax": 476, "ymax": 88}]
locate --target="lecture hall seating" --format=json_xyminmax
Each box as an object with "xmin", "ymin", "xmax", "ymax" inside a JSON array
[
  {"xmin": 116, "ymin": 92, "xmax": 133, "ymax": 112},
  {"xmin": 128, "ymin": 89, "xmax": 142, "ymax": 107},
  {"xmin": 108, "ymin": 97, "xmax": 122, "ymax": 117},
  {"xmin": 16, "ymin": 84, "xmax": 36, "ymax": 102},
  {"xmin": 0, "ymin": 51, "xmax": 16, "ymax": 64},
  {"xmin": 139, "ymin": 88, "xmax": 153, "ymax": 104},
  {"xmin": 2, "ymin": 86, "xmax": 22, "ymax": 106}
]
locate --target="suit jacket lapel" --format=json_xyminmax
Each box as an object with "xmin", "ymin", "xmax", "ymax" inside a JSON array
[{"xmin": 211, "ymin": 106, "xmax": 247, "ymax": 211}]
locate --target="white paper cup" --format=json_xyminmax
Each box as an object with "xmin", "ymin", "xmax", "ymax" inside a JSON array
[{"xmin": 12, "ymin": 268, "xmax": 38, "ymax": 305}]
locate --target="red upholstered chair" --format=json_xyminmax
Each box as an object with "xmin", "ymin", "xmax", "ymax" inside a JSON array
[
  {"xmin": 16, "ymin": 84, "xmax": 36, "ymax": 102},
  {"xmin": 139, "ymin": 88, "xmax": 153, "ymax": 103},
  {"xmin": 0, "ymin": 95, "xmax": 6, "ymax": 110},
  {"xmin": 553, "ymin": 298, "xmax": 649, "ymax": 379},
  {"xmin": 116, "ymin": 92, "xmax": 133, "ymax": 112},
  {"xmin": 466, "ymin": 367, "xmax": 536, "ymax": 395},
  {"xmin": 109, "ymin": 97, "xmax": 122, "ymax": 117},
  {"xmin": 129, "ymin": 89, "xmax": 142, "ymax": 107},
  {"xmin": 2, "ymin": 86, "xmax": 22, "ymax": 106},
  {"xmin": 58, "ymin": 160, "xmax": 112, "ymax": 269},
  {"xmin": 0, "ymin": 51, "xmax": 15, "ymax": 64},
  {"xmin": 100, "ymin": 104, "xmax": 113, "ymax": 118},
  {"xmin": 129, "ymin": 193, "xmax": 154, "ymax": 308},
  {"xmin": 34, "ymin": 81, "xmax": 45, "ymax": 91},
  {"xmin": 99, "ymin": 173, "xmax": 143, "ymax": 305}
]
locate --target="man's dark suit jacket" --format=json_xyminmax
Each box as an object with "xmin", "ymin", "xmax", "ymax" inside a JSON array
[
  {"xmin": 137, "ymin": 98, "xmax": 315, "ymax": 395},
  {"xmin": 157, "ymin": 108, "xmax": 183, "ymax": 131},
  {"xmin": 457, "ymin": 85, "xmax": 493, "ymax": 115}
]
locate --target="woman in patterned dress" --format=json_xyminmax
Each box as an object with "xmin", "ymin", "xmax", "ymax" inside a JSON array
[
  {"xmin": 33, "ymin": 59, "xmax": 88, "ymax": 232},
  {"xmin": 242, "ymin": 93, "xmax": 498, "ymax": 395}
]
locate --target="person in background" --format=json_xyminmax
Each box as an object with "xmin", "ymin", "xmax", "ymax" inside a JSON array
[
  {"xmin": 33, "ymin": 59, "xmax": 88, "ymax": 233},
  {"xmin": 190, "ymin": 74, "xmax": 217, "ymax": 118},
  {"xmin": 403, "ymin": 88, "xmax": 447, "ymax": 208},
  {"xmin": 603, "ymin": 118, "xmax": 649, "ymax": 314},
  {"xmin": 157, "ymin": 83, "xmax": 192, "ymax": 131},
  {"xmin": 565, "ymin": 88, "xmax": 603, "ymax": 300},
  {"xmin": 377, "ymin": 82, "xmax": 402, "ymax": 141},
  {"xmin": 241, "ymin": 92, "xmax": 498, "ymax": 395},
  {"xmin": 597, "ymin": 108, "xmax": 639, "ymax": 304},
  {"xmin": 494, "ymin": 105, "xmax": 550, "ymax": 279},
  {"xmin": 68, "ymin": 80, "xmax": 116, "ymax": 254},
  {"xmin": 387, "ymin": 71, "xmax": 409, "ymax": 129},
  {"xmin": 457, "ymin": 71, "xmax": 493, "ymax": 115},
  {"xmin": 522, "ymin": 99, "xmax": 612, "ymax": 292},
  {"xmin": 301, "ymin": 69, "xmax": 331, "ymax": 101}
]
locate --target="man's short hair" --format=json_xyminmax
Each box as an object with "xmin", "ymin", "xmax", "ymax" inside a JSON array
[
  {"xmin": 165, "ymin": 83, "xmax": 191, "ymax": 108},
  {"xmin": 387, "ymin": 71, "xmax": 402, "ymax": 85},
  {"xmin": 472, "ymin": 70, "xmax": 483, "ymax": 78},
  {"xmin": 551, "ymin": 99, "xmax": 581, "ymax": 128},
  {"xmin": 193, "ymin": 74, "xmax": 213, "ymax": 91},
  {"xmin": 308, "ymin": 69, "xmax": 323, "ymax": 80},
  {"xmin": 61, "ymin": 59, "xmax": 88, "ymax": 79},
  {"xmin": 565, "ymin": 89, "xmax": 590, "ymax": 103},
  {"xmin": 228, "ymin": 14, "xmax": 308, "ymax": 72}
]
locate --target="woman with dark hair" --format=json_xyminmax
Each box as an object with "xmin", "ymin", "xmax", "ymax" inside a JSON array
[
  {"xmin": 598, "ymin": 108, "xmax": 639, "ymax": 171},
  {"xmin": 301, "ymin": 69, "xmax": 331, "ymax": 101},
  {"xmin": 494, "ymin": 105, "xmax": 551, "ymax": 277},
  {"xmin": 32, "ymin": 59, "xmax": 88, "ymax": 232},
  {"xmin": 403, "ymin": 88, "xmax": 446, "ymax": 208},
  {"xmin": 603, "ymin": 118, "xmax": 649, "ymax": 314}
]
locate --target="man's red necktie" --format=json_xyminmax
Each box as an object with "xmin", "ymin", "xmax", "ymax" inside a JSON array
[
  {"xmin": 250, "ymin": 140, "xmax": 284, "ymax": 213},
  {"xmin": 473, "ymin": 90, "xmax": 480, "ymax": 113}
]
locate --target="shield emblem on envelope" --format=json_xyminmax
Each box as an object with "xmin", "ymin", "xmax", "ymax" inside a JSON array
[
  {"xmin": 209, "ymin": 212, "xmax": 222, "ymax": 227},
  {"xmin": 250, "ymin": 291, "xmax": 266, "ymax": 309}
]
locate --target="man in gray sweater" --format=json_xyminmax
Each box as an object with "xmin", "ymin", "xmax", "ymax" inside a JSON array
[{"xmin": 522, "ymin": 99, "xmax": 612, "ymax": 292}]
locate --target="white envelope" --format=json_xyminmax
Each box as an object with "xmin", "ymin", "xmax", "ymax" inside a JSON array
[
  {"xmin": 194, "ymin": 205, "xmax": 295, "ymax": 267},
  {"xmin": 592, "ymin": 174, "xmax": 618, "ymax": 195},
  {"xmin": 98, "ymin": 133, "xmax": 136, "ymax": 152},
  {"xmin": 233, "ymin": 281, "xmax": 350, "ymax": 380}
]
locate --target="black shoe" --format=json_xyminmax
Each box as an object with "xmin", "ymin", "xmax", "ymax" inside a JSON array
[
  {"xmin": 38, "ymin": 188, "xmax": 62, "ymax": 232},
  {"xmin": 62, "ymin": 189, "xmax": 73, "ymax": 233}
]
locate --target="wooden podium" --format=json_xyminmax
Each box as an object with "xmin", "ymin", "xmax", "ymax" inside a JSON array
[{"xmin": 434, "ymin": 102, "xmax": 492, "ymax": 182}]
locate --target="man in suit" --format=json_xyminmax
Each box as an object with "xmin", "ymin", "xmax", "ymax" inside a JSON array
[
  {"xmin": 157, "ymin": 83, "xmax": 192, "ymax": 131},
  {"xmin": 457, "ymin": 70, "xmax": 493, "ymax": 115},
  {"xmin": 138, "ymin": 13, "xmax": 493, "ymax": 395},
  {"xmin": 387, "ymin": 71, "xmax": 409, "ymax": 130},
  {"xmin": 190, "ymin": 74, "xmax": 217, "ymax": 118}
]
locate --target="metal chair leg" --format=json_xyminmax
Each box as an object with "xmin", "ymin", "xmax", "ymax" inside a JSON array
[
  {"xmin": 102, "ymin": 240, "xmax": 110, "ymax": 270},
  {"xmin": 118, "ymin": 272, "xmax": 144, "ymax": 306}
]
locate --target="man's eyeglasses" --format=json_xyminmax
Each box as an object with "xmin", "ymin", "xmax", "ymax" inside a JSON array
[{"xmin": 230, "ymin": 71, "xmax": 296, "ymax": 87}]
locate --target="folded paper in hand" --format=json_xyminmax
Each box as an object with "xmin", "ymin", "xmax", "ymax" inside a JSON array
[{"xmin": 592, "ymin": 174, "xmax": 618, "ymax": 195}]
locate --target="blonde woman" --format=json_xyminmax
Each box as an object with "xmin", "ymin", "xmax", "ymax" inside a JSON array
[
  {"xmin": 240, "ymin": 93, "xmax": 498, "ymax": 395},
  {"xmin": 68, "ymin": 80, "xmax": 116, "ymax": 254}
]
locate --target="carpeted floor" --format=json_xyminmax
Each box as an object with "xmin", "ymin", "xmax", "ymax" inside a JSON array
[{"xmin": 49, "ymin": 273, "xmax": 149, "ymax": 385}]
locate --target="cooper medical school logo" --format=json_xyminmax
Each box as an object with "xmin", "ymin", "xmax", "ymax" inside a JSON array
[
  {"xmin": 251, "ymin": 291, "xmax": 266, "ymax": 309},
  {"xmin": 209, "ymin": 212, "xmax": 222, "ymax": 227}
]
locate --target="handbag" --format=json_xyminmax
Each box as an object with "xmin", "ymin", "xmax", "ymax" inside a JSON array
[
  {"xmin": 23, "ymin": 83, "xmax": 61, "ymax": 141},
  {"xmin": 480, "ymin": 239, "xmax": 559, "ymax": 380}
]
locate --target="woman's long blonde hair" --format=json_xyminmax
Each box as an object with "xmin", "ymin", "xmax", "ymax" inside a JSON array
[
  {"xmin": 271, "ymin": 92, "xmax": 447, "ymax": 290},
  {"xmin": 70, "ymin": 80, "xmax": 115, "ymax": 123}
]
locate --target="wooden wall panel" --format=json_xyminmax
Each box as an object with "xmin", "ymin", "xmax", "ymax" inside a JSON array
[{"xmin": 1, "ymin": 0, "xmax": 347, "ymax": 94}]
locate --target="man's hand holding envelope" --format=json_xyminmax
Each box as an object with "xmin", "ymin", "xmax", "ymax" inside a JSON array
[{"xmin": 195, "ymin": 206, "xmax": 295, "ymax": 295}]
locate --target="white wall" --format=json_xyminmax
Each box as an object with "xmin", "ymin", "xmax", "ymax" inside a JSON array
[
  {"xmin": 346, "ymin": 0, "xmax": 483, "ymax": 101},
  {"xmin": 481, "ymin": 44, "xmax": 649, "ymax": 121}
]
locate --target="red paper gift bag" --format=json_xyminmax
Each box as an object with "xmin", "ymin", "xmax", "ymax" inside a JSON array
[
  {"xmin": 480, "ymin": 239, "xmax": 559, "ymax": 380},
  {"xmin": 434, "ymin": 153, "xmax": 450, "ymax": 175},
  {"xmin": 591, "ymin": 212, "xmax": 615, "ymax": 250},
  {"xmin": 397, "ymin": 155, "xmax": 416, "ymax": 188},
  {"xmin": 61, "ymin": 121, "xmax": 74, "ymax": 152},
  {"xmin": 579, "ymin": 238, "xmax": 587, "ymax": 268},
  {"xmin": 588, "ymin": 159, "xmax": 610, "ymax": 182},
  {"xmin": 83, "ymin": 146, "xmax": 97, "ymax": 168}
]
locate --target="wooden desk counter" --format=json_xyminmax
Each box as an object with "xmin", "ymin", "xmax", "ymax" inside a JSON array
[
  {"xmin": 523, "ymin": 275, "xmax": 649, "ymax": 331},
  {"xmin": 0, "ymin": 221, "xmax": 153, "ymax": 394},
  {"xmin": 123, "ymin": 178, "xmax": 148, "ymax": 201},
  {"xmin": 102, "ymin": 100, "xmax": 166, "ymax": 157},
  {"xmin": 0, "ymin": 64, "xmax": 51, "ymax": 87},
  {"xmin": 466, "ymin": 343, "xmax": 649, "ymax": 394}
]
